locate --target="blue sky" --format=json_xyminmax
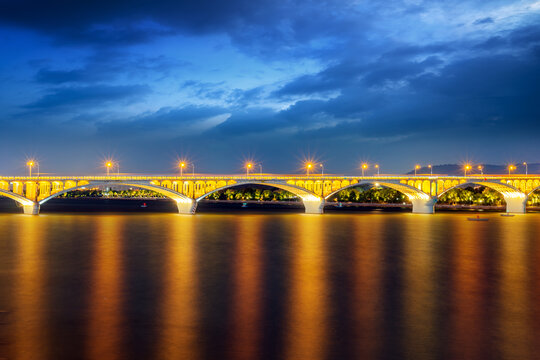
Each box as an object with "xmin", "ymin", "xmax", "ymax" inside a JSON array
[{"xmin": 0, "ymin": 0, "xmax": 539, "ymax": 175}]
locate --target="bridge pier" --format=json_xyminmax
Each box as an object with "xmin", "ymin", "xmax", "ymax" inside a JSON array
[
  {"xmin": 303, "ymin": 197, "xmax": 325, "ymax": 214},
  {"xmin": 176, "ymin": 199, "xmax": 197, "ymax": 214},
  {"xmin": 504, "ymin": 195, "xmax": 527, "ymax": 213},
  {"xmin": 411, "ymin": 197, "xmax": 437, "ymax": 214},
  {"xmin": 23, "ymin": 203, "xmax": 40, "ymax": 215}
]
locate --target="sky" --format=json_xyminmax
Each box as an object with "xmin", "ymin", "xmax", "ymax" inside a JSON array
[{"xmin": 0, "ymin": 0, "xmax": 539, "ymax": 175}]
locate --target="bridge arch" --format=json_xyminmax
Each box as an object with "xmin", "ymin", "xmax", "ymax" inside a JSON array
[
  {"xmin": 437, "ymin": 181, "xmax": 527, "ymax": 213},
  {"xmin": 323, "ymin": 180, "xmax": 434, "ymax": 213},
  {"xmin": 0, "ymin": 189, "xmax": 36, "ymax": 206},
  {"xmin": 38, "ymin": 181, "xmax": 195, "ymax": 213},
  {"xmin": 196, "ymin": 181, "xmax": 324, "ymax": 214},
  {"xmin": 324, "ymin": 181, "xmax": 431, "ymax": 201}
]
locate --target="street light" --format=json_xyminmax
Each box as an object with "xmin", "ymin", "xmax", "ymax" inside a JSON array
[
  {"xmin": 428, "ymin": 164, "xmax": 432, "ymax": 175},
  {"xmin": 306, "ymin": 163, "xmax": 313, "ymax": 176},
  {"xmin": 246, "ymin": 162, "xmax": 253, "ymax": 176},
  {"xmin": 374, "ymin": 164, "xmax": 380, "ymax": 175},
  {"xmin": 26, "ymin": 160, "xmax": 36, "ymax": 177},
  {"xmin": 464, "ymin": 164, "xmax": 471, "ymax": 176},
  {"xmin": 478, "ymin": 165, "xmax": 484, "ymax": 175},
  {"xmin": 523, "ymin": 162, "xmax": 528, "ymax": 175},
  {"xmin": 508, "ymin": 164, "xmax": 516, "ymax": 175},
  {"xmin": 320, "ymin": 163, "xmax": 324, "ymax": 176},
  {"xmin": 105, "ymin": 161, "xmax": 113, "ymax": 176},
  {"xmin": 414, "ymin": 165, "xmax": 421, "ymax": 176},
  {"xmin": 179, "ymin": 162, "xmax": 186, "ymax": 176},
  {"xmin": 259, "ymin": 164, "xmax": 263, "ymax": 175},
  {"xmin": 361, "ymin": 163, "xmax": 368, "ymax": 177}
]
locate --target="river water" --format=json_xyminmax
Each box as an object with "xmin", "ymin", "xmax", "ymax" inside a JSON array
[{"xmin": 0, "ymin": 211, "xmax": 539, "ymax": 360}]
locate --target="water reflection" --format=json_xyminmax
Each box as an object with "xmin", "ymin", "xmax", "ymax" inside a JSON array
[
  {"xmin": 402, "ymin": 216, "xmax": 437, "ymax": 360},
  {"xmin": 226, "ymin": 216, "xmax": 263, "ymax": 360},
  {"xmin": 86, "ymin": 216, "xmax": 126, "ymax": 360},
  {"xmin": 154, "ymin": 215, "xmax": 200, "ymax": 359},
  {"xmin": 352, "ymin": 216, "xmax": 383, "ymax": 359},
  {"xmin": 13, "ymin": 218, "xmax": 47, "ymax": 360},
  {"xmin": 284, "ymin": 215, "xmax": 328, "ymax": 360},
  {"xmin": 497, "ymin": 220, "xmax": 532, "ymax": 360},
  {"xmin": 0, "ymin": 213, "xmax": 539, "ymax": 360}
]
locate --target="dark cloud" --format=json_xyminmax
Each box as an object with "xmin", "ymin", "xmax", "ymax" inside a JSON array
[
  {"xmin": 473, "ymin": 17, "xmax": 494, "ymax": 25},
  {"xmin": 23, "ymin": 84, "xmax": 150, "ymax": 110}
]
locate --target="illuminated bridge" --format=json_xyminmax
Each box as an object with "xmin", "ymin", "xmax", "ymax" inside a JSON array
[{"xmin": 0, "ymin": 174, "xmax": 539, "ymax": 215}]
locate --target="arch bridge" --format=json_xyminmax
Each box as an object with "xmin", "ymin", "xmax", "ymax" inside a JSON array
[{"xmin": 0, "ymin": 174, "xmax": 539, "ymax": 215}]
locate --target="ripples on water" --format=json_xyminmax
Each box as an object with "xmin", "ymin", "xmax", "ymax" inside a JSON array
[{"xmin": 0, "ymin": 212, "xmax": 539, "ymax": 360}]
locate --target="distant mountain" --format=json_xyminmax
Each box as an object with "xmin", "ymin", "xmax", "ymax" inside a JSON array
[{"xmin": 405, "ymin": 163, "xmax": 540, "ymax": 176}]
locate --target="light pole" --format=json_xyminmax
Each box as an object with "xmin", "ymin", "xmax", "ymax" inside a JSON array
[
  {"xmin": 246, "ymin": 162, "xmax": 253, "ymax": 176},
  {"xmin": 414, "ymin": 165, "xmax": 420, "ymax": 176},
  {"xmin": 375, "ymin": 164, "xmax": 379, "ymax": 175},
  {"xmin": 259, "ymin": 164, "xmax": 263, "ymax": 175},
  {"xmin": 428, "ymin": 164, "xmax": 432, "ymax": 175},
  {"xmin": 523, "ymin": 162, "xmax": 528, "ymax": 175},
  {"xmin": 306, "ymin": 163, "xmax": 313, "ymax": 176},
  {"xmin": 464, "ymin": 164, "xmax": 471, "ymax": 177},
  {"xmin": 320, "ymin": 163, "xmax": 324, "ymax": 176},
  {"xmin": 508, "ymin": 164, "xmax": 516, "ymax": 175},
  {"xmin": 27, "ymin": 160, "xmax": 35, "ymax": 177},
  {"xmin": 478, "ymin": 165, "xmax": 483, "ymax": 175},
  {"xmin": 191, "ymin": 163, "xmax": 195, "ymax": 176},
  {"xmin": 179, "ymin": 162, "xmax": 186, "ymax": 176},
  {"xmin": 106, "ymin": 161, "xmax": 113, "ymax": 176},
  {"xmin": 361, "ymin": 163, "xmax": 368, "ymax": 177}
]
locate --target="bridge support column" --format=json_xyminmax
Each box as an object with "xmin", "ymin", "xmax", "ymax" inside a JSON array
[
  {"xmin": 176, "ymin": 199, "xmax": 197, "ymax": 214},
  {"xmin": 411, "ymin": 197, "xmax": 437, "ymax": 214},
  {"xmin": 303, "ymin": 197, "xmax": 325, "ymax": 214},
  {"xmin": 23, "ymin": 202, "xmax": 40, "ymax": 215},
  {"xmin": 504, "ymin": 195, "xmax": 527, "ymax": 213}
]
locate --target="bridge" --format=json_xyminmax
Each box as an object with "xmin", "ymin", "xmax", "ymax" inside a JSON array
[{"xmin": 0, "ymin": 174, "xmax": 539, "ymax": 215}]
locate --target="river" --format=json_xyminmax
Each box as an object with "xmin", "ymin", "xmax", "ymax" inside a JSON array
[{"xmin": 0, "ymin": 211, "xmax": 539, "ymax": 360}]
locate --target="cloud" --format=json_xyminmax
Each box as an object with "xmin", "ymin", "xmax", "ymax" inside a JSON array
[
  {"xmin": 23, "ymin": 84, "xmax": 151, "ymax": 110},
  {"xmin": 473, "ymin": 17, "xmax": 494, "ymax": 25}
]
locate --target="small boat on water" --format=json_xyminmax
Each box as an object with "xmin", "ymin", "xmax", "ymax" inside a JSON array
[
  {"xmin": 242, "ymin": 202, "xmax": 248, "ymax": 208},
  {"xmin": 140, "ymin": 203, "xmax": 148, "ymax": 208},
  {"xmin": 501, "ymin": 213, "xmax": 515, "ymax": 217},
  {"xmin": 467, "ymin": 215, "xmax": 489, "ymax": 221}
]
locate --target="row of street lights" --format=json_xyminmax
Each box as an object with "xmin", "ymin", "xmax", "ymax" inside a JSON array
[{"xmin": 21, "ymin": 159, "xmax": 533, "ymax": 177}]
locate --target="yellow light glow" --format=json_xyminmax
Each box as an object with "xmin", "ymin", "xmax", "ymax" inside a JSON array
[
  {"xmin": 106, "ymin": 162, "xmax": 112, "ymax": 168},
  {"xmin": 180, "ymin": 162, "xmax": 186, "ymax": 168},
  {"xmin": 361, "ymin": 163, "xmax": 368, "ymax": 170},
  {"xmin": 375, "ymin": 164, "xmax": 379, "ymax": 168},
  {"xmin": 464, "ymin": 164, "xmax": 471, "ymax": 170},
  {"xmin": 428, "ymin": 164, "xmax": 432, "ymax": 168},
  {"xmin": 415, "ymin": 165, "xmax": 420, "ymax": 169},
  {"xmin": 307, "ymin": 163, "xmax": 313, "ymax": 169},
  {"xmin": 27, "ymin": 161, "xmax": 34, "ymax": 167},
  {"xmin": 247, "ymin": 163, "xmax": 253, "ymax": 169},
  {"xmin": 478, "ymin": 165, "xmax": 483, "ymax": 170}
]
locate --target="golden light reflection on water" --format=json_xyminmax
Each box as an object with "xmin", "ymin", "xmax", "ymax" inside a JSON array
[
  {"xmin": 2, "ymin": 213, "xmax": 540, "ymax": 360},
  {"xmin": 284, "ymin": 215, "xmax": 328, "ymax": 360},
  {"xmin": 403, "ymin": 216, "xmax": 437, "ymax": 360},
  {"xmin": 154, "ymin": 215, "xmax": 200, "ymax": 360},
  {"xmin": 448, "ymin": 218, "xmax": 490, "ymax": 360},
  {"xmin": 226, "ymin": 216, "xmax": 263, "ymax": 360},
  {"xmin": 13, "ymin": 217, "xmax": 47, "ymax": 360},
  {"xmin": 352, "ymin": 216, "xmax": 383, "ymax": 359},
  {"xmin": 497, "ymin": 220, "xmax": 533, "ymax": 360},
  {"xmin": 86, "ymin": 216, "xmax": 125, "ymax": 360}
]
